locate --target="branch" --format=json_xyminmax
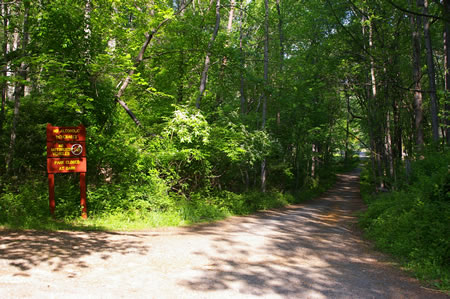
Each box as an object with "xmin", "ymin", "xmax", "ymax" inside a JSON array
[
  {"xmin": 325, "ymin": 0, "xmax": 376, "ymax": 62},
  {"xmin": 346, "ymin": 0, "xmax": 369, "ymax": 19},
  {"xmin": 115, "ymin": 0, "xmax": 193, "ymax": 127},
  {"xmin": 196, "ymin": 0, "xmax": 220, "ymax": 108},
  {"xmin": 385, "ymin": 0, "xmax": 450, "ymax": 22},
  {"xmin": 336, "ymin": 126, "xmax": 382, "ymax": 157},
  {"xmin": 143, "ymin": 48, "xmax": 202, "ymax": 60},
  {"xmin": 349, "ymin": 110, "xmax": 363, "ymax": 120}
]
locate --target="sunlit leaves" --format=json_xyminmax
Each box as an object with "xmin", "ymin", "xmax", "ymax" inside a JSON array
[{"xmin": 164, "ymin": 106, "xmax": 210, "ymax": 145}]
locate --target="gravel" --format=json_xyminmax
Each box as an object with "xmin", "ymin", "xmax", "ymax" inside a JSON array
[{"xmin": 1, "ymin": 169, "xmax": 448, "ymax": 298}]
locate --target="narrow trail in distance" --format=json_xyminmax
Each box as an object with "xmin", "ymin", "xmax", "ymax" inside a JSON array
[{"xmin": 0, "ymin": 169, "xmax": 448, "ymax": 298}]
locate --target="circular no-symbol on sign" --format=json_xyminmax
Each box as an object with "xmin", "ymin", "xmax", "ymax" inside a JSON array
[{"xmin": 71, "ymin": 144, "xmax": 83, "ymax": 156}]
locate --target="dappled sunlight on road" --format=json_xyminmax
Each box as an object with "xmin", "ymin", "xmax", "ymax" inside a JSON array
[
  {"xmin": 176, "ymin": 169, "xmax": 445, "ymax": 298},
  {"xmin": 0, "ymin": 169, "xmax": 447, "ymax": 298}
]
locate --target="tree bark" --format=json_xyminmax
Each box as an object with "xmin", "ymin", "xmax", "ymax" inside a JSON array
[
  {"xmin": 311, "ymin": 144, "xmax": 317, "ymax": 178},
  {"xmin": 0, "ymin": 0, "xmax": 8, "ymax": 134},
  {"xmin": 360, "ymin": 14, "xmax": 377, "ymax": 187},
  {"xmin": 385, "ymin": 106, "xmax": 394, "ymax": 180},
  {"xmin": 261, "ymin": 0, "xmax": 269, "ymax": 192},
  {"xmin": 410, "ymin": 0, "xmax": 424, "ymax": 149},
  {"xmin": 444, "ymin": 0, "xmax": 450, "ymax": 145},
  {"xmin": 6, "ymin": 0, "xmax": 29, "ymax": 174},
  {"xmin": 276, "ymin": 0, "xmax": 284, "ymax": 66},
  {"xmin": 239, "ymin": 0, "xmax": 246, "ymax": 115},
  {"xmin": 345, "ymin": 93, "xmax": 350, "ymax": 162},
  {"xmin": 83, "ymin": 0, "xmax": 92, "ymax": 62},
  {"xmin": 227, "ymin": 0, "xmax": 235, "ymax": 32},
  {"xmin": 196, "ymin": 0, "xmax": 221, "ymax": 108},
  {"xmin": 368, "ymin": 19, "xmax": 385, "ymax": 189},
  {"xmin": 421, "ymin": 0, "xmax": 439, "ymax": 143},
  {"xmin": 275, "ymin": 0, "xmax": 284, "ymax": 125}
]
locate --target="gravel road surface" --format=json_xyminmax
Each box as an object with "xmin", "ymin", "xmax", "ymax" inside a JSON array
[{"xmin": 1, "ymin": 169, "xmax": 448, "ymax": 298}]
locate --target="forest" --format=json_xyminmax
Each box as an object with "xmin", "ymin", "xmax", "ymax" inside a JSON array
[{"xmin": 0, "ymin": 0, "xmax": 449, "ymax": 290}]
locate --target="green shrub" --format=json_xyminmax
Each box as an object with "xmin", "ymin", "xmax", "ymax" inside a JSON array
[{"xmin": 359, "ymin": 149, "xmax": 450, "ymax": 290}]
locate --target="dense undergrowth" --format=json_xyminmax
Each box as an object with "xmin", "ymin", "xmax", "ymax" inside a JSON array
[
  {"xmin": 0, "ymin": 156, "xmax": 357, "ymax": 231},
  {"xmin": 1, "ymin": 98, "xmax": 361, "ymax": 231},
  {"xmin": 0, "ymin": 173, "xmax": 330, "ymax": 231},
  {"xmin": 359, "ymin": 149, "xmax": 450, "ymax": 291}
]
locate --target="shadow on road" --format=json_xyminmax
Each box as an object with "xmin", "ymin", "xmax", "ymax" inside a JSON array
[
  {"xmin": 0, "ymin": 169, "xmax": 446, "ymax": 298},
  {"xmin": 177, "ymin": 169, "xmax": 446, "ymax": 298},
  {"xmin": 0, "ymin": 230, "xmax": 149, "ymax": 273}
]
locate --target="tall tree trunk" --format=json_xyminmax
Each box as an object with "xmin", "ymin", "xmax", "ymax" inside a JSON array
[
  {"xmin": 196, "ymin": 0, "xmax": 221, "ymax": 108},
  {"xmin": 385, "ymin": 108, "xmax": 394, "ymax": 180},
  {"xmin": 261, "ymin": 0, "xmax": 269, "ymax": 192},
  {"xmin": 361, "ymin": 14, "xmax": 378, "ymax": 187},
  {"xmin": 444, "ymin": 0, "xmax": 450, "ymax": 145},
  {"xmin": 6, "ymin": 0, "xmax": 29, "ymax": 174},
  {"xmin": 0, "ymin": 0, "xmax": 8, "ymax": 134},
  {"xmin": 345, "ymin": 94, "xmax": 350, "ymax": 162},
  {"xmin": 239, "ymin": 0, "xmax": 246, "ymax": 115},
  {"xmin": 382, "ymin": 64, "xmax": 394, "ymax": 182},
  {"xmin": 215, "ymin": 0, "xmax": 235, "ymax": 106},
  {"xmin": 368, "ymin": 19, "xmax": 385, "ymax": 189},
  {"xmin": 275, "ymin": 0, "xmax": 284, "ymax": 125},
  {"xmin": 83, "ymin": 0, "xmax": 92, "ymax": 62},
  {"xmin": 392, "ymin": 90, "xmax": 402, "ymax": 181},
  {"xmin": 227, "ymin": 0, "xmax": 235, "ymax": 32},
  {"xmin": 262, "ymin": 0, "xmax": 269, "ymax": 129},
  {"xmin": 410, "ymin": 0, "xmax": 424, "ymax": 149},
  {"xmin": 421, "ymin": 0, "xmax": 439, "ymax": 143}
]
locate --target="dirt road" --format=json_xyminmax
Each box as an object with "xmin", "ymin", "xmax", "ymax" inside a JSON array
[{"xmin": 0, "ymin": 169, "xmax": 447, "ymax": 298}]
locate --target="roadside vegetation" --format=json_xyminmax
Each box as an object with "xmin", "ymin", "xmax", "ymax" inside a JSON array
[
  {"xmin": 359, "ymin": 148, "xmax": 450, "ymax": 291},
  {"xmin": 0, "ymin": 155, "xmax": 359, "ymax": 231}
]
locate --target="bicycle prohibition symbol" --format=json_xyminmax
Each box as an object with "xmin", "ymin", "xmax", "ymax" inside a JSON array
[{"xmin": 71, "ymin": 144, "xmax": 83, "ymax": 156}]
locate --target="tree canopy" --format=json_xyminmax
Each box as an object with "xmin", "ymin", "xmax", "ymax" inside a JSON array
[{"xmin": 0, "ymin": 0, "xmax": 448, "ymax": 213}]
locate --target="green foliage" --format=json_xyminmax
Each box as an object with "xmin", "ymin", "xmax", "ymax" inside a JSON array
[
  {"xmin": 0, "ymin": 179, "xmax": 49, "ymax": 228},
  {"xmin": 164, "ymin": 106, "xmax": 210, "ymax": 145},
  {"xmin": 178, "ymin": 190, "xmax": 295, "ymax": 224},
  {"xmin": 359, "ymin": 150, "xmax": 450, "ymax": 290},
  {"xmin": 1, "ymin": 0, "xmax": 363, "ymax": 212}
]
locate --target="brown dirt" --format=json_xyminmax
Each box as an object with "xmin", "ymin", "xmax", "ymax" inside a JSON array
[{"xmin": 1, "ymin": 169, "xmax": 448, "ymax": 298}]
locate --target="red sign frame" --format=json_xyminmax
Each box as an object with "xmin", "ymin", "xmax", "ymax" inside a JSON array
[{"xmin": 46, "ymin": 124, "xmax": 87, "ymax": 218}]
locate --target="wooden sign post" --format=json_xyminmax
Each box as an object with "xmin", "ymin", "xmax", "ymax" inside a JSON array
[{"xmin": 46, "ymin": 124, "xmax": 87, "ymax": 218}]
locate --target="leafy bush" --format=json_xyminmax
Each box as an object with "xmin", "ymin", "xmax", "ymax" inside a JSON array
[
  {"xmin": 359, "ymin": 149, "xmax": 450, "ymax": 290},
  {"xmin": 0, "ymin": 179, "xmax": 54, "ymax": 228}
]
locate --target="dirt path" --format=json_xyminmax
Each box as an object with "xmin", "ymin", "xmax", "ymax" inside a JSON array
[{"xmin": 0, "ymin": 169, "xmax": 448, "ymax": 298}]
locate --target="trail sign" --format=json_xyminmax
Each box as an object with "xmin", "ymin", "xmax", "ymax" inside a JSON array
[{"xmin": 46, "ymin": 124, "xmax": 87, "ymax": 218}]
